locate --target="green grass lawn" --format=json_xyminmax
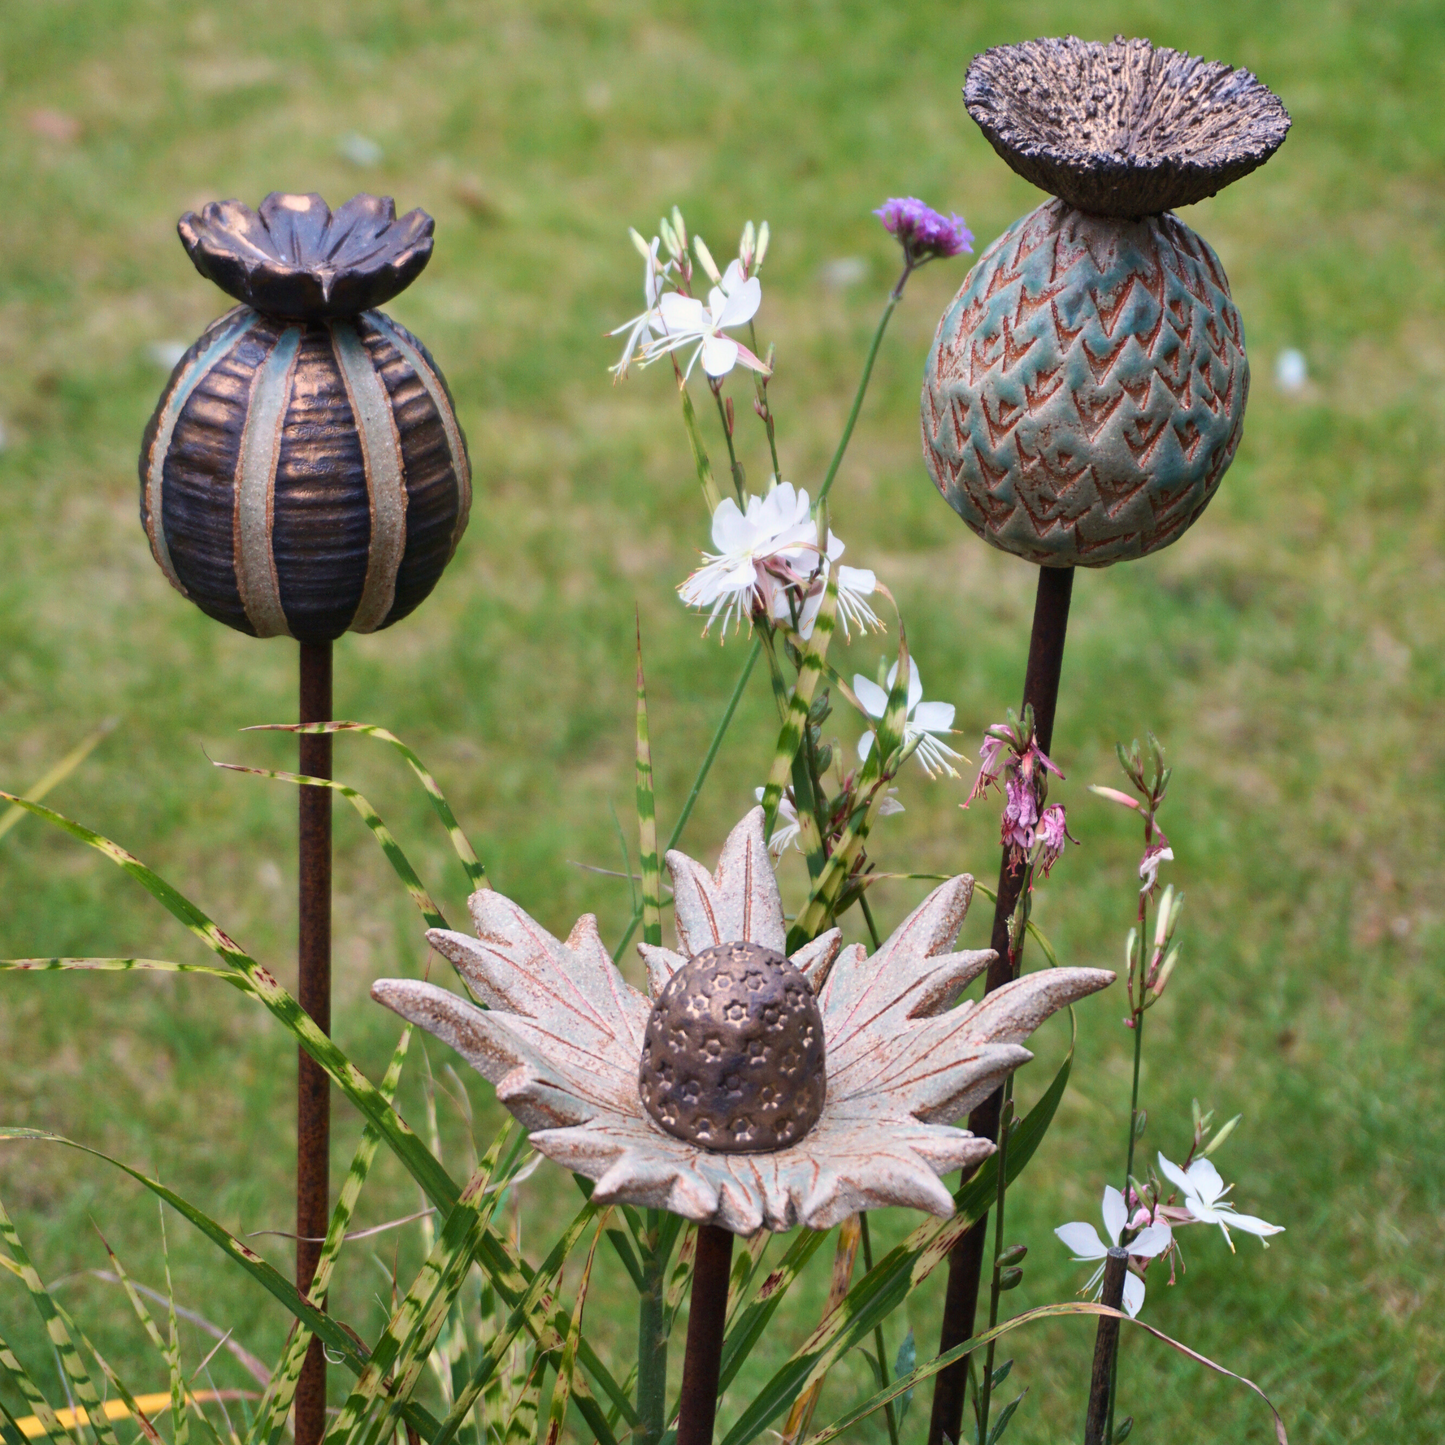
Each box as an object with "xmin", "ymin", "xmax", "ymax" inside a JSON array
[{"xmin": 2, "ymin": 0, "xmax": 1443, "ymax": 1440}]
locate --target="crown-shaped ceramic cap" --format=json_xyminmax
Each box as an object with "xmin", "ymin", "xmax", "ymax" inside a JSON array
[
  {"xmin": 965, "ymin": 35, "xmax": 1290, "ymax": 218},
  {"xmin": 177, "ymin": 192, "xmax": 434, "ymax": 320}
]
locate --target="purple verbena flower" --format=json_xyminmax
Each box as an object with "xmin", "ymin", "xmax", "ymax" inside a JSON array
[{"xmin": 874, "ymin": 198, "xmax": 974, "ymax": 264}]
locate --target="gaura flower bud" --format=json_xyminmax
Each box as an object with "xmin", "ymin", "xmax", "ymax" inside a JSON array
[
  {"xmin": 1154, "ymin": 885, "xmax": 1175, "ymax": 950},
  {"xmin": 1203, "ymin": 1112, "xmax": 1242, "ymax": 1158},
  {"xmin": 996, "ymin": 1242, "xmax": 1028, "ymax": 1267},
  {"xmin": 755, "ymin": 220, "xmax": 770, "ymax": 270},
  {"xmin": 997, "ymin": 1266, "xmax": 1025, "ymax": 1291},
  {"xmin": 1150, "ymin": 946, "xmax": 1180, "ymax": 999},
  {"xmin": 693, "ymin": 234, "xmax": 723, "ymax": 286}
]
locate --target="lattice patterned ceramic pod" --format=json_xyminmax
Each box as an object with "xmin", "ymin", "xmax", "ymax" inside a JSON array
[
  {"xmin": 373, "ymin": 808, "xmax": 1113, "ymax": 1234},
  {"xmin": 922, "ymin": 36, "xmax": 1289, "ymax": 566},
  {"xmin": 139, "ymin": 192, "xmax": 471, "ymax": 644}
]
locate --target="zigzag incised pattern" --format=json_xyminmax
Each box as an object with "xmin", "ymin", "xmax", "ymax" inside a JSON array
[{"xmin": 920, "ymin": 198, "xmax": 1249, "ymax": 567}]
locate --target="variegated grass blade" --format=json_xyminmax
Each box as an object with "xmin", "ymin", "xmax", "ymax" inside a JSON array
[
  {"xmin": 243, "ymin": 722, "xmax": 486, "ymax": 892},
  {"xmin": 540, "ymin": 1216, "xmax": 607, "ymax": 1445},
  {"xmin": 0, "ymin": 719, "xmax": 115, "ymax": 844}
]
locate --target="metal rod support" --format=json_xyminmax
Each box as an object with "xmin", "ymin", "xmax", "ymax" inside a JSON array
[
  {"xmin": 676, "ymin": 1225, "xmax": 735, "ymax": 1445},
  {"xmin": 295, "ymin": 641, "xmax": 333, "ymax": 1445},
  {"xmin": 1084, "ymin": 1249, "xmax": 1128, "ymax": 1445},
  {"xmin": 928, "ymin": 565, "xmax": 1075, "ymax": 1445}
]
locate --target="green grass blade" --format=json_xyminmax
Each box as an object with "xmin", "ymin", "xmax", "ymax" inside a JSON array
[
  {"xmin": 244, "ymin": 722, "xmax": 487, "ymax": 891},
  {"xmin": 801, "ymin": 1301, "xmax": 1287, "ymax": 1445},
  {"xmin": 502, "ymin": 1353, "xmax": 545, "ymax": 1445},
  {"xmin": 0, "ymin": 793, "xmax": 461, "ymax": 1213},
  {"xmin": 760, "ymin": 566, "xmax": 838, "ymax": 842},
  {"xmin": 430, "ymin": 1204, "xmax": 600, "ymax": 1445},
  {"xmin": 540, "ymin": 1217, "xmax": 605, "ymax": 1445},
  {"xmin": 0, "ymin": 719, "xmax": 115, "ymax": 844},
  {"xmin": 0, "ymin": 1327, "xmax": 67, "ymax": 1445},
  {"xmin": 0, "ymin": 1194, "xmax": 120, "ymax": 1445},
  {"xmin": 46, "ymin": 1297, "xmax": 165, "ymax": 1445},
  {"xmin": 635, "ymin": 619, "xmax": 662, "ymax": 950},
  {"xmin": 332, "ymin": 1134, "xmax": 510, "ymax": 1445},
  {"xmin": 717, "ymin": 1229, "xmax": 829, "ymax": 1393},
  {"xmin": 251, "ymin": 1027, "xmax": 413, "ymax": 1445},
  {"xmin": 0, "ymin": 958, "xmax": 257, "ymax": 994},
  {"xmin": 613, "ymin": 636, "xmax": 761, "ymax": 962},
  {"xmin": 213, "ymin": 763, "xmax": 449, "ymax": 930},
  {"xmin": 716, "ymin": 1038, "xmax": 1073, "ymax": 1445},
  {"xmin": 1, "ymin": 1398, "xmax": 34, "ymax": 1445}
]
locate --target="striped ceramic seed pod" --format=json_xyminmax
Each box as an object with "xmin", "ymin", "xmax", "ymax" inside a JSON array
[{"xmin": 139, "ymin": 192, "xmax": 471, "ymax": 644}]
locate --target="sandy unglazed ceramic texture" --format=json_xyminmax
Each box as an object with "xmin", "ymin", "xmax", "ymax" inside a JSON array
[{"xmin": 373, "ymin": 808, "xmax": 1113, "ymax": 1234}]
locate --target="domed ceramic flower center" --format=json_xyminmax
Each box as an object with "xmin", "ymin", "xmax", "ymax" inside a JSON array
[{"xmin": 639, "ymin": 941, "xmax": 826, "ymax": 1154}]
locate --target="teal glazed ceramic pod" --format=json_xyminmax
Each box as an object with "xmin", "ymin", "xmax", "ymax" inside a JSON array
[
  {"xmin": 140, "ymin": 192, "xmax": 471, "ymax": 643},
  {"xmin": 922, "ymin": 37, "xmax": 1289, "ymax": 566}
]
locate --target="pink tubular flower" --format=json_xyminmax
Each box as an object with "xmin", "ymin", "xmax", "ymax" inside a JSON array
[
  {"xmin": 1036, "ymin": 804, "xmax": 1076, "ymax": 879},
  {"xmin": 1001, "ymin": 774, "xmax": 1038, "ymax": 864},
  {"xmin": 874, "ymin": 198, "xmax": 974, "ymax": 263}
]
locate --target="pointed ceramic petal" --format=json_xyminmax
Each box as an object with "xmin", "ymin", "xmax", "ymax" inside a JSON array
[
  {"xmin": 637, "ymin": 943, "xmax": 688, "ymax": 997},
  {"xmin": 665, "ymin": 806, "xmax": 786, "ymax": 954},
  {"xmin": 787, "ymin": 928, "xmax": 844, "ymax": 989},
  {"xmin": 953, "ymin": 967, "xmax": 1116, "ymax": 1046}
]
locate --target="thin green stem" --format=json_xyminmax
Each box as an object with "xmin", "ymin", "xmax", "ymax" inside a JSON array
[
  {"xmin": 635, "ymin": 1211, "xmax": 668, "ymax": 1445},
  {"xmin": 815, "ymin": 290, "xmax": 901, "ymax": 507},
  {"xmin": 613, "ymin": 638, "xmax": 762, "ymax": 961},
  {"xmin": 858, "ymin": 1214, "xmax": 900, "ymax": 1445},
  {"xmin": 746, "ymin": 321, "xmax": 781, "ymax": 481},
  {"xmin": 976, "ymin": 1088, "xmax": 1014, "ymax": 1443},
  {"xmin": 711, "ymin": 383, "xmax": 746, "ymax": 503},
  {"xmin": 858, "ymin": 891, "xmax": 883, "ymax": 951}
]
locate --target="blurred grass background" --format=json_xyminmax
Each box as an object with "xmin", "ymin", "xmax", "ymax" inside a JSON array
[{"xmin": 1, "ymin": 0, "xmax": 1442, "ymax": 1440}]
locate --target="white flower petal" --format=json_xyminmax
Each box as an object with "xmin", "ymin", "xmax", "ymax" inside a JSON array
[
  {"xmin": 1122, "ymin": 1272, "xmax": 1146, "ymax": 1318},
  {"xmin": 1102, "ymin": 1186, "xmax": 1128, "ymax": 1246},
  {"xmin": 700, "ymin": 333, "xmax": 740, "ymax": 377},
  {"xmin": 910, "ymin": 700, "xmax": 955, "ymax": 734},
  {"xmin": 1186, "ymin": 1158, "xmax": 1226, "ymax": 1209},
  {"xmin": 1055, "ymin": 1221, "xmax": 1108, "ymax": 1260},
  {"xmin": 657, "ymin": 291, "xmax": 706, "ymax": 334},
  {"xmin": 1156, "ymin": 1151, "xmax": 1194, "ymax": 1198},
  {"xmin": 1223, "ymin": 1210, "xmax": 1285, "ymax": 1239},
  {"xmin": 717, "ymin": 274, "xmax": 761, "ymax": 327},
  {"xmin": 1128, "ymin": 1222, "xmax": 1173, "ymax": 1259},
  {"xmin": 857, "ymin": 731, "xmax": 875, "ymax": 763},
  {"xmin": 852, "ymin": 675, "xmax": 889, "ymax": 720}
]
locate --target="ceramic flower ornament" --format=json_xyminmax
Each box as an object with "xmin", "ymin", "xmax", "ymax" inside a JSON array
[{"xmin": 373, "ymin": 808, "xmax": 1112, "ymax": 1234}]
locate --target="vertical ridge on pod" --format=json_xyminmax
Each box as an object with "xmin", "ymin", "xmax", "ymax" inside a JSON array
[
  {"xmin": 328, "ymin": 319, "xmax": 408, "ymax": 634},
  {"xmin": 233, "ymin": 326, "xmax": 302, "ymax": 638},
  {"xmin": 141, "ymin": 309, "xmax": 258, "ymax": 595}
]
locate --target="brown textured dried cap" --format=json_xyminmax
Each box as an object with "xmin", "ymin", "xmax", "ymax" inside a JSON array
[
  {"xmin": 177, "ymin": 192, "xmax": 434, "ymax": 319},
  {"xmin": 964, "ymin": 35, "xmax": 1290, "ymax": 218}
]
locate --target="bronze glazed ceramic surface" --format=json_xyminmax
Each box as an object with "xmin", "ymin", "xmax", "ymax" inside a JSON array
[
  {"xmin": 965, "ymin": 36, "xmax": 1290, "ymax": 219},
  {"xmin": 922, "ymin": 198, "xmax": 1248, "ymax": 567},
  {"xmin": 639, "ymin": 940, "xmax": 826, "ymax": 1153},
  {"xmin": 139, "ymin": 193, "xmax": 471, "ymax": 644}
]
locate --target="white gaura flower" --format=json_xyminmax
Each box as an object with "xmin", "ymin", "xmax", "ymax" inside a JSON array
[
  {"xmin": 679, "ymin": 484, "xmax": 818, "ymax": 637},
  {"xmin": 1056, "ymin": 1186, "xmax": 1174, "ymax": 1317},
  {"xmin": 854, "ymin": 662, "xmax": 964, "ymax": 779},
  {"xmin": 1157, "ymin": 1153, "xmax": 1284, "ymax": 1252},
  {"xmin": 608, "ymin": 231, "xmax": 671, "ymax": 380},
  {"xmin": 646, "ymin": 259, "xmax": 768, "ymax": 379},
  {"xmin": 754, "ymin": 786, "xmax": 802, "ymax": 857},
  {"xmin": 773, "ymin": 529, "xmax": 885, "ymax": 642},
  {"xmin": 374, "ymin": 808, "xmax": 1113, "ymax": 1234}
]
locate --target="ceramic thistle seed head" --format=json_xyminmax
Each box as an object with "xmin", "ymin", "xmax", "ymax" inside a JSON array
[
  {"xmin": 373, "ymin": 808, "xmax": 1113, "ymax": 1234},
  {"xmin": 922, "ymin": 36, "xmax": 1289, "ymax": 566},
  {"xmin": 140, "ymin": 192, "xmax": 471, "ymax": 645}
]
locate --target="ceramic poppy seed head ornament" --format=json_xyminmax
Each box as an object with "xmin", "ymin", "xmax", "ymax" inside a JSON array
[
  {"xmin": 140, "ymin": 192, "xmax": 471, "ymax": 644},
  {"xmin": 922, "ymin": 37, "xmax": 1289, "ymax": 567}
]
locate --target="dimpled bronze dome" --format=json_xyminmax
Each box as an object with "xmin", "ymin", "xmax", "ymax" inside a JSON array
[{"xmin": 639, "ymin": 941, "xmax": 825, "ymax": 1154}]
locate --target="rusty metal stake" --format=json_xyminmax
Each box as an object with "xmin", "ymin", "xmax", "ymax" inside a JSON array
[
  {"xmin": 928, "ymin": 565, "xmax": 1074, "ymax": 1445},
  {"xmin": 295, "ymin": 641, "xmax": 333, "ymax": 1445},
  {"xmin": 676, "ymin": 1225, "xmax": 735, "ymax": 1445},
  {"xmin": 1084, "ymin": 1249, "xmax": 1128, "ymax": 1445}
]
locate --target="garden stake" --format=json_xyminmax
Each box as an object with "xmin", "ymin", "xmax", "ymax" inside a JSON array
[
  {"xmin": 139, "ymin": 191, "xmax": 472, "ymax": 1445},
  {"xmin": 676, "ymin": 1224, "xmax": 734, "ymax": 1445},
  {"xmin": 1083, "ymin": 1250, "xmax": 1128, "ymax": 1445},
  {"xmin": 928, "ymin": 564, "xmax": 1072, "ymax": 1445},
  {"xmin": 295, "ymin": 640, "xmax": 333, "ymax": 1445},
  {"xmin": 919, "ymin": 37, "xmax": 1289, "ymax": 1445}
]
